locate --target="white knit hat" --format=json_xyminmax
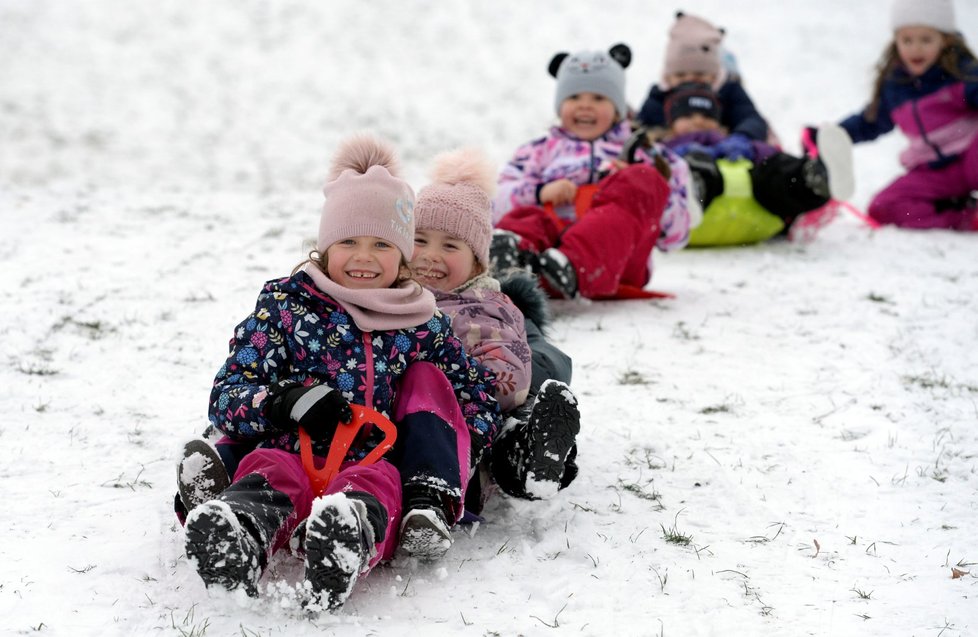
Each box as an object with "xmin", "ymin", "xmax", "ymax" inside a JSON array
[{"xmin": 891, "ymin": 0, "xmax": 956, "ymax": 32}]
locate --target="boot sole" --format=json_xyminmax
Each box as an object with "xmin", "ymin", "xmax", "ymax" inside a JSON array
[
  {"xmin": 177, "ymin": 439, "xmax": 230, "ymax": 512},
  {"xmin": 398, "ymin": 509, "xmax": 452, "ymax": 560},
  {"xmin": 184, "ymin": 501, "xmax": 261, "ymax": 597},
  {"xmin": 816, "ymin": 123, "xmax": 855, "ymax": 201},
  {"xmin": 525, "ymin": 380, "xmax": 581, "ymax": 498},
  {"xmin": 304, "ymin": 495, "xmax": 363, "ymax": 611}
]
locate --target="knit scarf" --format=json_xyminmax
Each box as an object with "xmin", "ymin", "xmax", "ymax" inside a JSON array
[{"xmin": 304, "ymin": 263, "xmax": 437, "ymax": 332}]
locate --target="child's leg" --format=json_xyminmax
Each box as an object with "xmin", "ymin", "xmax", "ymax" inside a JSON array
[
  {"xmin": 751, "ymin": 152, "xmax": 831, "ymax": 225},
  {"xmin": 557, "ymin": 164, "xmax": 669, "ymax": 297},
  {"xmin": 494, "ymin": 205, "xmax": 566, "ymax": 253},
  {"xmin": 869, "ymin": 138, "xmax": 978, "ymax": 229},
  {"xmin": 184, "ymin": 449, "xmax": 313, "ymax": 596},
  {"xmin": 304, "ymin": 460, "xmax": 400, "ymax": 610}
]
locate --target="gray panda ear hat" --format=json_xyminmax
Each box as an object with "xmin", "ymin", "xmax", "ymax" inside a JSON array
[{"xmin": 550, "ymin": 43, "xmax": 631, "ymax": 118}]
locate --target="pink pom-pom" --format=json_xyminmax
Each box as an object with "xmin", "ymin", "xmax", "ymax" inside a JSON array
[
  {"xmin": 429, "ymin": 147, "xmax": 496, "ymax": 196},
  {"xmin": 328, "ymin": 133, "xmax": 400, "ymax": 180}
]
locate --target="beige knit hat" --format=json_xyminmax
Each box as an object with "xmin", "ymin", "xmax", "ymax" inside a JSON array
[{"xmin": 661, "ymin": 12, "xmax": 725, "ymax": 89}]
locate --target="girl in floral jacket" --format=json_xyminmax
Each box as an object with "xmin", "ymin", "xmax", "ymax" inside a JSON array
[
  {"xmin": 411, "ymin": 147, "xmax": 580, "ymax": 512},
  {"xmin": 183, "ymin": 134, "xmax": 500, "ymax": 612},
  {"xmin": 491, "ymin": 44, "xmax": 695, "ymax": 299}
]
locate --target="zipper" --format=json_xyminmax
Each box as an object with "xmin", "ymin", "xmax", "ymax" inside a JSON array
[
  {"xmin": 910, "ymin": 81, "xmax": 947, "ymax": 163},
  {"xmin": 363, "ymin": 332, "xmax": 375, "ymax": 407}
]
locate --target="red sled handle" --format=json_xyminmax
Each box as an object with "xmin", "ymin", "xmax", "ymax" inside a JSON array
[{"xmin": 299, "ymin": 404, "xmax": 397, "ymax": 496}]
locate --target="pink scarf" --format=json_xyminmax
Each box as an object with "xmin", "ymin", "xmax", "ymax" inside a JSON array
[{"xmin": 303, "ymin": 264, "xmax": 436, "ymax": 332}]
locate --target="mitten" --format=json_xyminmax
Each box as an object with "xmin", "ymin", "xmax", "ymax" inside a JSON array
[
  {"xmin": 710, "ymin": 133, "xmax": 753, "ymax": 161},
  {"xmin": 268, "ymin": 384, "xmax": 353, "ymax": 441}
]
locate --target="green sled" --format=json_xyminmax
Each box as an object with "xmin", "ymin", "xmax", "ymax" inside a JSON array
[{"xmin": 687, "ymin": 158, "xmax": 785, "ymax": 246}]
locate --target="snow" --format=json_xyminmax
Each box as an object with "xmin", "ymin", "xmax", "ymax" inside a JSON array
[{"xmin": 2, "ymin": 0, "xmax": 977, "ymax": 635}]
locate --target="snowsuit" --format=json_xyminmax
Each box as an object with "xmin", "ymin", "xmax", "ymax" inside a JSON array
[
  {"xmin": 493, "ymin": 122, "xmax": 693, "ymax": 298},
  {"xmin": 637, "ymin": 80, "xmax": 769, "ymax": 141},
  {"xmin": 665, "ymin": 130, "xmax": 832, "ymax": 225},
  {"xmin": 206, "ymin": 270, "xmax": 500, "ymax": 570},
  {"xmin": 839, "ymin": 52, "xmax": 978, "ymax": 229}
]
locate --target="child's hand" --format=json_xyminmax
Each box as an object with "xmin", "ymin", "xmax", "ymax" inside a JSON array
[
  {"xmin": 270, "ymin": 384, "xmax": 353, "ymax": 441},
  {"xmin": 540, "ymin": 179, "xmax": 577, "ymax": 206}
]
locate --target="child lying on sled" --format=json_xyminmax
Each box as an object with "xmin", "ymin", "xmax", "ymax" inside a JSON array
[{"xmin": 653, "ymin": 82, "xmax": 855, "ymax": 244}]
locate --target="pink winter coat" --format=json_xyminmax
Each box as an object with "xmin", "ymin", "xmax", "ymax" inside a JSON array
[
  {"xmin": 432, "ymin": 274, "xmax": 531, "ymax": 412},
  {"xmin": 493, "ymin": 121, "xmax": 694, "ymax": 254}
]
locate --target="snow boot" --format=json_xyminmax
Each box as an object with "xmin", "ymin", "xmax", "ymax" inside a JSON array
[
  {"xmin": 398, "ymin": 486, "xmax": 453, "ymax": 560},
  {"xmin": 683, "ymin": 150, "xmax": 724, "ymax": 209},
  {"xmin": 184, "ymin": 500, "xmax": 266, "ymax": 597},
  {"xmin": 804, "ymin": 124, "xmax": 854, "ymax": 201},
  {"xmin": 523, "ymin": 380, "xmax": 581, "ymax": 499},
  {"xmin": 534, "ymin": 248, "xmax": 578, "ymax": 299},
  {"xmin": 177, "ymin": 438, "xmax": 230, "ymax": 513},
  {"xmin": 303, "ymin": 491, "xmax": 384, "ymax": 611},
  {"xmin": 490, "ymin": 229, "xmax": 533, "ymax": 274}
]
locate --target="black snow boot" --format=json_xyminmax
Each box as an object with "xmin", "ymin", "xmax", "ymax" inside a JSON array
[
  {"xmin": 303, "ymin": 491, "xmax": 386, "ymax": 611},
  {"xmin": 398, "ymin": 486, "xmax": 453, "ymax": 560},
  {"xmin": 177, "ymin": 438, "xmax": 230, "ymax": 513}
]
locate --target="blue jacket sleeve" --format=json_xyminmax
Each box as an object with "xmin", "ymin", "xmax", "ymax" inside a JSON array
[
  {"xmin": 636, "ymin": 85, "xmax": 668, "ymax": 128},
  {"xmin": 838, "ymin": 105, "xmax": 895, "ymax": 143},
  {"xmin": 718, "ymin": 82, "xmax": 769, "ymax": 141}
]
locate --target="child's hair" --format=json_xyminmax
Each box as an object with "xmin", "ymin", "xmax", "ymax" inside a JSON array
[
  {"xmin": 414, "ymin": 148, "xmax": 496, "ymax": 271},
  {"xmin": 549, "ymin": 44, "xmax": 632, "ymax": 119},
  {"xmin": 866, "ymin": 33, "xmax": 978, "ymax": 121}
]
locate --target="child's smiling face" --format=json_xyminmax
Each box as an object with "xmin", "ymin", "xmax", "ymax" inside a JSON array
[
  {"xmin": 410, "ymin": 228, "xmax": 480, "ymax": 292},
  {"xmin": 326, "ymin": 235, "xmax": 403, "ymax": 289},
  {"xmin": 559, "ymin": 92, "xmax": 618, "ymax": 141},
  {"xmin": 895, "ymin": 25, "xmax": 945, "ymax": 77}
]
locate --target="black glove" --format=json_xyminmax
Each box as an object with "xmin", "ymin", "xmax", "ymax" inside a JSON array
[{"xmin": 269, "ymin": 384, "xmax": 352, "ymax": 441}]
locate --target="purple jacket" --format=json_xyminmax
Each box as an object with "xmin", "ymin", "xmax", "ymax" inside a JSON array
[
  {"xmin": 493, "ymin": 121, "xmax": 693, "ymax": 254},
  {"xmin": 840, "ymin": 56, "xmax": 978, "ymax": 169},
  {"xmin": 432, "ymin": 275, "xmax": 531, "ymax": 412}
]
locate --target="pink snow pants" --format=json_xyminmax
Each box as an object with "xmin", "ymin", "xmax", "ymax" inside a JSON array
[
  {"xmin": 868, "ymin": 134, "xmax": 978, "ymax": 229},
  {"xmin": 233, "ymin": 450, "xmax": 402, "ymax": 569},
  {"xmin": 495, "ymin": 164, "xmax": 669, "ymax": 298}
]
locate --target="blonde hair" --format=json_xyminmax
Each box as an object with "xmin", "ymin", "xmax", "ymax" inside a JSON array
[{"xmin": 866, "ymin": 33, "xmax": 978, "ymax": 121}]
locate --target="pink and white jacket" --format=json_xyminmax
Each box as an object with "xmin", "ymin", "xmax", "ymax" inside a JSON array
[{"xmin": 493, "ymin": 121, "xmax": 695, "ymax": 255}]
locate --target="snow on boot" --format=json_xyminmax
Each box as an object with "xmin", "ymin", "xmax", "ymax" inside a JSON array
[
  {"xmin": 177, "ymin": 438, "xmax": 230, "ymax": 512},
  {"xmin": 303, "ymin": 493, "xmax": 375, "ymax": 611},
  {"xmin": 524, "ymin": 379, "xmax": 581, "ymax": 499},
  {"xmin": 811, "ymin": 123, "xmax": 854, "ymax": 201},
  {"xmin": 184, "ymin": 500, "xmax": 264, "ymax": 597},
  {"xmin": 398, "ymin": 487, "xmax": 452, "ymax": 560},
  {"xmin": 535, "ymin": 248, "xmax": 578, "ymax": 299},
  {"xmin": 490, "ymin": 229, "xmax": 532, "ymax": 274}
]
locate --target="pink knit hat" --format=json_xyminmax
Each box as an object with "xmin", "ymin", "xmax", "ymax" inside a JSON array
[
  {"xmin": 318, "ymin": 134, "xmax": 416, "ymax": 258},
  {"xmin": 414, "ymin": 148, "xmax": 496, "ymax": 268},
  {"xmin": 661, "ymin": 12, "xmax": 726, "ymax": 89}
]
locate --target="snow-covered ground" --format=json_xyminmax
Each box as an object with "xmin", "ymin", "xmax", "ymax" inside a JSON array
[{"xmin": 2, "ymin": 1, "xmax": 976, "ymax": 635}]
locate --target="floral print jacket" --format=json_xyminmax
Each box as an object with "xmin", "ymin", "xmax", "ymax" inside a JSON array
[{"xmin": 208, "ymin": 271, "xmax": 501, "ymax": 459}]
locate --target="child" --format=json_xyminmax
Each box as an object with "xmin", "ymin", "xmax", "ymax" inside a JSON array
[
  {"xmin": 182, "ymin": 134, "xmax": 500, "ymax": 611},
  {"xmin": 833, "ymin": 0, "xmax": 978, "ymax": 230},
  {"xmin": 661, "ymin": 82, "xmax": 855, "ymax": 230},
  {"xmin": 410, "ymin": 147, "xmax": 580, "ymax": 507},
  {"xmin": 491, "ymin": 44, "xmax": 694, "ymax": 300},
  {"xmin": 636, "ymin": 12, "xmax": 769, "ymax": 143}
]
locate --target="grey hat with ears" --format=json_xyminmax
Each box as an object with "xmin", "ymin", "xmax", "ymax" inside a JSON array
[{"xmin": 550, "ymin": 44, "xmax": 631, "ymax": 118}]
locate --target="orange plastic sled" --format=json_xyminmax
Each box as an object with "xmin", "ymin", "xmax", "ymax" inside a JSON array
[
  {"xmin": 542, "ymin": 184, "xmax": 674, "ymax": 300},
  {"xmin": 299, "ymin": 404, "xmax": 398, "ymax": 496}
]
